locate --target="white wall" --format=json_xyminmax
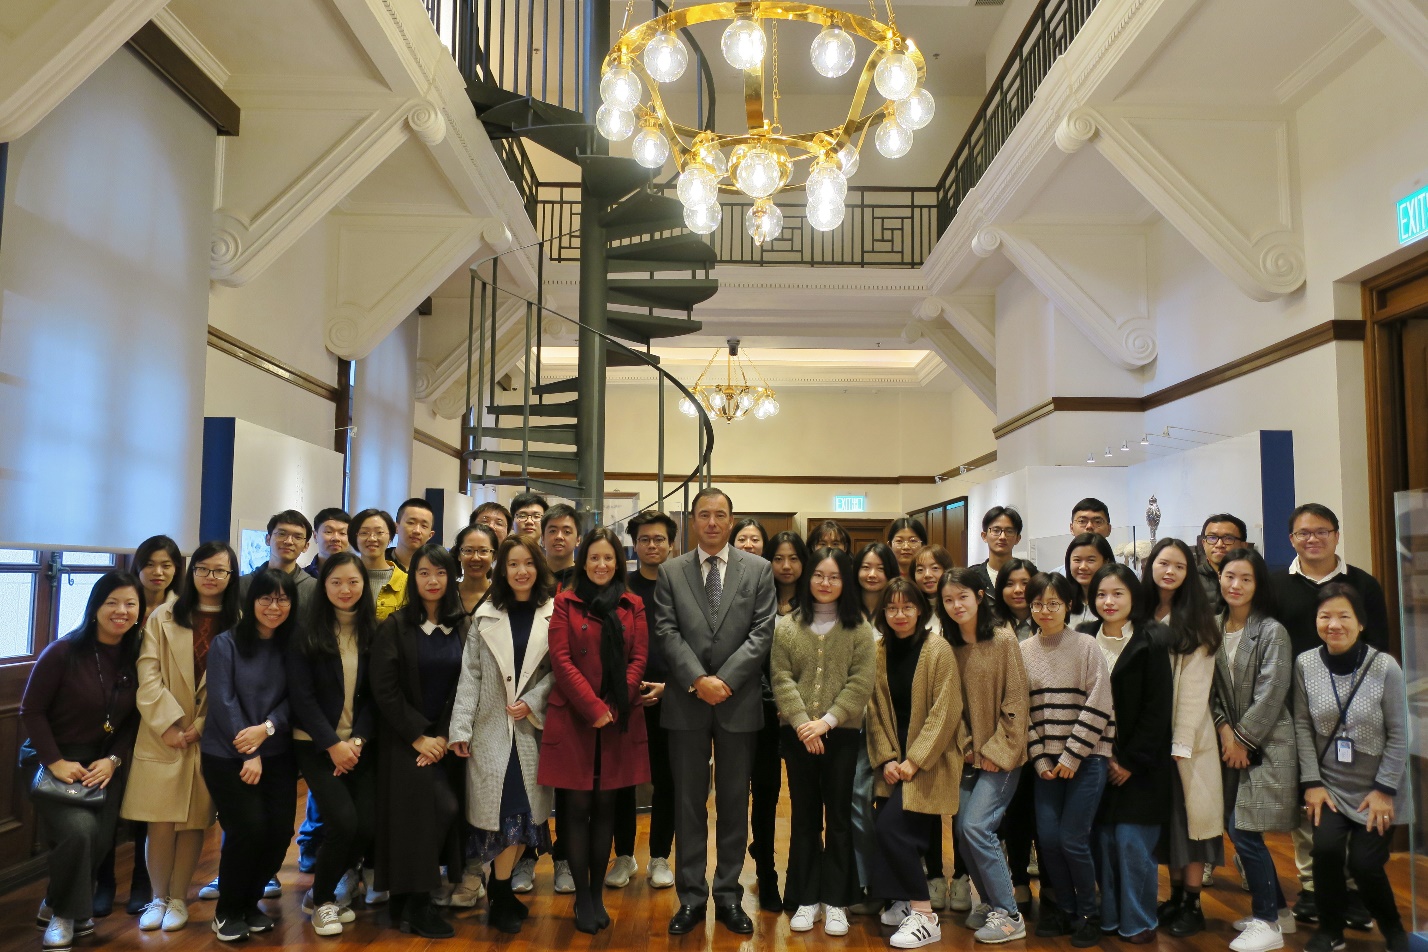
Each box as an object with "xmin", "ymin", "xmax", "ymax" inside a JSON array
[
  {"xmin": 0, "ymin": 49, "xmax": 214, "ymax": 551},
  {"xmin": 348, "ymin": 314, "xmax": 418, "ymax": 512},
  {"xmin": 227, "ymin": 419, "xmax": 345, "ymax": 551}
]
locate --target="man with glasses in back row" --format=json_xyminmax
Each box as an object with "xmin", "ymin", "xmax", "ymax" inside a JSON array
[
  {"xmin": 1197, "ymin": 513, "xmax": 1247, "ymax": 612},
  {"xmin": 972, "ymin": 506, "xmax": 1023, "ymax": 592}
]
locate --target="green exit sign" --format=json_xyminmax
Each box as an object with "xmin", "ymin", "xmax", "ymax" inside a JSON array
[
  {"xmin": 1398, "ymin": 184, "xmax": 1428, "ymax": 245},
  {"xmin": 834, "ymin": 495, "xmax": 866, "ymax": 513}
]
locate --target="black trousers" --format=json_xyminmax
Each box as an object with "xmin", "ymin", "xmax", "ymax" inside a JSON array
[
  {"xmin": 782, "ymin": 726, "xmax": 860, "ymax": 907},
  {"xmin": 748, "ymin": 700, "xmax": 782, "ymax": 877},
  {"xmin": 871, "ymin": 785, "xmax": 936, "ymax": 901},
  {"xmin": 1000, "ymin": 763, "xmax": 1039, "ymax": 887},
  {"xmin": 33, "ymin": 742, "xmax": 123, "ymax": 921},
  {"xmin": 669, "ymin": 722, "xmax": 754, "ymax": 907},
  {"xmin": 613, "ymin": 700, "xmax": 675, "ymax": 860},
  {"xmin": 201, "ymin": 753, "xmax": 298, "ymax": 921},
  {"xmin": 1311, "ymin": 807, "xmax": 1403, "ymax": 936},
  {"xmin": 293, "ymin": 741, "xmax": 375, "ymax": 905}
]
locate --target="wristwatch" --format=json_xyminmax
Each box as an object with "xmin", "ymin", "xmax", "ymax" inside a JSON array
[
  {"xmin": 351, "ymin": 737, "xmax": 365, "ymax": 750},
  {"xmin": 263, "ymin": 719, "xmax": 275, "ymax": 736},
  {"xmin": 108, "ymin": 755, "xmax": 122, "ymax": 768}
]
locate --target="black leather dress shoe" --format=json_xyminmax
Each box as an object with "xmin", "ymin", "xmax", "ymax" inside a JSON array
[
  {"xmin": 714, "ymin": 903, "xmax": 754, "ymax": 934},
  {"xmin": 669, "ymin": 904, "xmax": 704, "ymax": 934}
]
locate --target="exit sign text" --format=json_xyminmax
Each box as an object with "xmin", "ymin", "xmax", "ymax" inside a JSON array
[
  {"xmin": 1398, "ymin": 184, "xmax": 1428, "ymax": 245},
  {"xmin": 834, "ymin": 495, "xmax": 867, "ymax": 513}
]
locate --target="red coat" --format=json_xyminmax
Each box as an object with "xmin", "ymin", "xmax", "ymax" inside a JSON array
[{"xmin": 536, "ymin": 589, "xmax": 651, "ymax": 790}]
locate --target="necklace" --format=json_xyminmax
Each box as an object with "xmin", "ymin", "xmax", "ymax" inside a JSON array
[{"xmin": 94, "ymin": 645, "xmax": 118, "ymax": 734}]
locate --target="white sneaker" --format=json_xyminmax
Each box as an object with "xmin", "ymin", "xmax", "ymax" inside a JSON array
[
  {"xmin": 1234, "ymin": 911, "xmax": 1297, "ymax": 934},
  {"xmin": 1229, "ymin": 918, "xmax": 1284, "ymax": 952},
  {"xmin": 161, "ymin": 897, "xmax": 189, "ymax": 932},
  {"xmin": 928, "ymin": 877, "xmax": 948, "ymax": 911},
  {"xmin": 791, "ymin": 904, "xmax": 822, "ymax": 932},
  {"xmin": 891, "ymin": 911, "xmax": 943, "ymax": 949},
  {"xmin": 975, "ymin": 910, "xmax": 1026, "ymax": 944},
  {"xmin": 430, "ymin": 883, "xmax": 454, "ymax": 906},
  {"xmin": 949, "ymin": 875, "xmax": 972, "ymax": 912},
  {"xmin": 312, "ymin": 903, "xmax": 344, "ymax": 937},
  {"xmin": 825, "ymin": 906, "xmax": 850, "ymax": 936},
  {"xmin": 511, "ymin": 857, "xmax": 536, "ymax": 893},
  {"xmin": 553, "ymin": 859, "xmax": 576, "ymax": 894},
  {"xmin": 138, "ymin": 897, "xmax": 168, "ymax": 931},
  {"xmin": 362, "ymin": 866, "xmax": 388, "ymax": 905},
  {"xmin": 604, "ymin": 854, "xmax": 638, "ymax": 888},
  {"xmin": 42, "ymin": 916, "xmax": 73, "ymax": 952},
  {"xmin": 648, "ymin": 857, "xmax": 674, "ymax": 889},
  {"xmin": 1026, "ymin": 845, "xmax": 1039, "ymax": 878},
  {"xmin": 882, "ymin": 900, "xmax": 913, "ymax": 926},
  {"xmin": 334, "ymin": 868, "xmax": 361, "ymax": 908},
  {"xmin": 1204, "ymin": 866, "xmax": 1216, "ymax": 887},
  {"xmin": 450, "ymin": 868, "xmax": 486, "ymax": 908},
  {"xmin": 198, "ymin": 877, "xmax": 220, "ymax": 900}
]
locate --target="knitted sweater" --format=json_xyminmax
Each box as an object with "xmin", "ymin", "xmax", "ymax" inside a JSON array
[
  {"xmin": 770, "ymin": 613, "xmax": 877, "ymax": 730},
  {"xmin": 1020, "ymin": 629, "xmax": 1115, "ymax": 775},
  {"xmin": 1270, "ymin": 562, "xmax": 1390, "ymax": 656},
  {"xmin": 950, "ymin": 625, "xmax": 1030, "ymax": 771}
]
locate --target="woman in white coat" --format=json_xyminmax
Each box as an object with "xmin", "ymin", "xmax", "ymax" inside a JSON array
[{"xmin": 450, "ymin": 535, "xmax": 558, "ymax": 934}]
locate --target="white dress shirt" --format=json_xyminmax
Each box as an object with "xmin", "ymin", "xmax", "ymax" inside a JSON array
[{"xmin": 698, "ymin": 544, "xmax": 732, "ymax": 588}]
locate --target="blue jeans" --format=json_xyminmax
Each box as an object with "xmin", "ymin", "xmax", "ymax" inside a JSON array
[
  {"xmin": 955, "ymin": 765, "xmax": 1020, "ymax": 913},
  {"xmin": 851, "ymin": 739, "xmax": 876, "ymax": 890},
  {"xmin": 1227, "ymin": 806, "xmax": 1287, "ymax": 923},
  {"xmin": 1097, "ymin": 823, "xmax": 1160, "ymax": 936},
  {"xmin": 1034, "ymin": 754, "xmax": 1107, "ymax": 921}
]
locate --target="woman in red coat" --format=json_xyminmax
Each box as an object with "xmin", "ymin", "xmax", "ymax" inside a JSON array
[{"xmin": 537, "ymin": 526, "xmax": 650, "ymax": 934}]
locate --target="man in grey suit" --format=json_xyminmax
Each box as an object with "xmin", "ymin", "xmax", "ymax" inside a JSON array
[{"xmin": 652, "ymin": 487, "xmax": 777, "ymax": 935}]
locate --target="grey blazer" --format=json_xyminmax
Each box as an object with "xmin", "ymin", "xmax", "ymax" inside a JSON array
[
  {"xmin": 652, "ymin": 546, "xmax": 778, "ymax": 733},
  {"xmin": 1211, "ymin": 612, "xmax": 1299, "ymax": 832},
  {"xmin": 448, "ymin": 599, "xmax": 555, "ymax": 830}
]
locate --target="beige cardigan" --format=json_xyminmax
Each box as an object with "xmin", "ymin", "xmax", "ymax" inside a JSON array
[
  {"xmin": 1171, "ymin": 645, "xmax": 1223, "ymax": 839},
  {"xmin": 866, "ymin": 634, "xmax": 964, "ymax": 816}
]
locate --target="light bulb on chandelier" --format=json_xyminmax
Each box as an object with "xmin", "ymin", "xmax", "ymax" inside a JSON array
[
  {"xmin": 678, "ymin": 397, "xmax": 698, "ymax": 417},
  {"xmin": 732, "ymin": 145, "xmax": 787, "ymax": 199},
  {"xmin": 875, "ymin": 115, "xmax": 914, "ymax": 158},
  {"xmin": 893, "ymin": 87, "xmax": 935, "ymax": 130},
  {"xmin": 838, "ymin": 144, "xmax": 860, "ymax": 178},
  {"xmin": 874, "ymin": 48, "xmax": 918, "ymax": 101},
  {"xmin": 677, "ymin": 163, "xmax": 719, "ymax": 209},
  {"xmin": 595, "ymin": 103, "xmax": 635, "ymax": 141},
  {"xmin": 746, "ymin": 198, "xmax": 783, "ymax": 245},
  {"xmin": 644, "ymin": 30, "xmax": 689, "ymax": 83},
  {"xmin": 722, "ymin": 16, "xmax": 766, "ymax": 70},
  {"xmin": 810, "ymin": 24, "xmax": 856, "ymax": 78},
  {"xmin": 683, "ymin": 200, "xmax": 722, "ymax": 235},
  {"xmin": 753, "ymin": 396, "xmax": 780, "ymax": 419},
  {"xmin": 806, "ymin": 194, "xmax": 846, "ymax": 231},
  {"xmin": 806, "ymin": 157, "xmax": 848, "ymax": 205},
  {"xmin": 632, "ymin": 121, "xmax": 670, "ymax": 169},
  {"xmin": 600, "ymin": 64, "xmax": 643, "ymax": 110}
]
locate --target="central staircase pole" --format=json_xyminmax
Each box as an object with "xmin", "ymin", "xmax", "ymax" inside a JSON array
[{"xmin": 576, "ymin": 0, "xmax": 611, "ymax": 525}]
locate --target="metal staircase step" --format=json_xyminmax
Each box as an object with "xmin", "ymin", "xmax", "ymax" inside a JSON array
[
  {"xmin": 466, "ymin": 81, "xmax": 526, "ymax": 112},
  {"xmin": 532, "ymin": 377, "xmax": 580, "ymax": 395},
  {"xmin": 467, "ymin": 473, "xmax": 581, "ymax": 498},
  {"xmin": 528, "ymin": 98, "xmax": 588, "ymax": 127},
  {"xmin": 475, "ymin": 96, "xmax": 535, "ymax": 128},
  {"xmin": 608, "ymin": 277, "xmax": 719, "ymax": 310},
  {"xmin": 513, "ymin": 122, "xmax": 591, "ymax": 163},
  {"xmin": 486, "ymin": 400, "xmax": 579, "ymax": 418},
  {"xmin": 600, "ymin": 192, "xmax": 685, "ymax": 239},
  {"xmin": 469, "ymin": 449, "xmax": 580, "ymax": 473},
  {"xmin": 606, "ymin": 342, "xmax": 659, "ymax": 367},
  {"xmin": 577, "ymin": 155, "xmax": 654, "ymax": 202},
  {"xmin": 605, "ymin": 310, "xmax": 703, "ymax": 346},
  {"xmin": 471, "ymin": 425, "xmax": 578, "ymax": 445},
  {"xmin": 607, "ymin": 232, "xmax": 716, "ymax": 271}
]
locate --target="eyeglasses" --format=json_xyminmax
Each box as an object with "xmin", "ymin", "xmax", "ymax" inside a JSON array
[
  {"xmin": 891, "ymin": 538, "xmax": 921, "ymax": 549},
  {"xmin": 1030, "ymin": 601, "xmax": 1065, "ymax": 613},
  {"xmin": 810, "ymin": 573, "xmax": 843, "ymax": 585},
  {"xmin": 885, "ymin": 605, "xmax": 919, "ymax": 617},
  {"xmin": 984, "ymin": 527, "xmax": 1019, "ymax": 538},
  {"xmin": 1202, "ymin": 534, "xmax": 1243, "ymax": 545},
  {"xmin": 193, "ymin": 567, "xmax": 231, "ymax": 579},
  {"xmin": 1073, "ymin": 517, "xmax": 1108, "ymax": 529},
  {"xmin": 458, "ymin": 547, "xmax": 495, "ymax": 559},
  {"xmin": 271, "ymin": 530, "xmax": 308, "ymax": 542},
  {"xmin": 1292, "ymin": 529, "xmax": 1336, "ymax": 542},
  {"xmin": 356, "ymin": 529, "xmax": 387, "ymax": 540},
  {"xmin": 256, "ymin": 595, "xmax": 291, "ymax": 608}
]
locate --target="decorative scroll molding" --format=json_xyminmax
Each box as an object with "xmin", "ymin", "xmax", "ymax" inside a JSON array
[
  {"xmin": 406, "ymin": 100, "xmax": 446, "ymax": 145},
  {"xmin": 1349, "ymin": 0, "xmax": 1428, "ymax": 73},
  {"xmin": 1056, "ymin": 105, "xmax": 1305, "ymax": 302}
]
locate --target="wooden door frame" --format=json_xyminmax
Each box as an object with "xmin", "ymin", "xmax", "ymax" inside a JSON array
[{"xmin": 1362, "ymin": 245, "xmax": 1428, "ymax": 654}]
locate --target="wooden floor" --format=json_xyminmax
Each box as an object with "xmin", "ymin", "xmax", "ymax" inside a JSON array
[{"xmin": 2, "ymin": 788, "xmax": 1422, "ymax": 952}]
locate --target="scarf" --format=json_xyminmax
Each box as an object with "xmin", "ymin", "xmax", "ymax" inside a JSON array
[{"xmin": 573, "ymin": 573, "xmax": 630, "ymax": 726}]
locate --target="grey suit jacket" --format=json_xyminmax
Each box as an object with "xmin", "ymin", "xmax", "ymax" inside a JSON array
[{"xmin": 652, "ymin": 546, "xmax": 778, "ymax": 733}]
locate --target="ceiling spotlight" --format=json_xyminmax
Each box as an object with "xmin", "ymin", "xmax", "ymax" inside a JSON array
[
  {"xmin": 1087, "ymin": 453, "xmax": 1095, "ymax": 464},
  {"xmin": 1104, "ymin": 446, "xmax": 1113, "ymax": 458},
  {"xmin": 1120, "ymin": 441, "xmax": 1130, "ymax": 452},
  {"xmin": 1140, "ymin": 434, "xmax": 1150, "ymax": 445}
]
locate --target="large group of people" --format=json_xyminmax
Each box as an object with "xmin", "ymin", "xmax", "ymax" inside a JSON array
[{"xmin": 18, "ymin": 490, "xmax": 1410, "ymax": 952}]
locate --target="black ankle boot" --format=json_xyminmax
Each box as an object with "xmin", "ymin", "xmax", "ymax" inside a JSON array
[
  {"xmin": 1169, "ymin": 894, "xmax": 1205, "ymax": 937},
  {"xmin": 573, "ymin": 892, "xmax": 600, "ymax": 935},
  {"xmin": 486, "ymin": 878, "xmax": 522, "ymax": 934},
  {"xmin": 758, "ymin": 869, "xmax": 782, "ymax": 912},
  {"xmin": 407, "ymin": 894, "xmax": 454, "ymax": 939}
]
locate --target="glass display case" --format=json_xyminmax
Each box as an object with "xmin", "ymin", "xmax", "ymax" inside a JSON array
[{"xmin": 1393, "ymin": 490, "xmax": 1427, "ymax": 951}]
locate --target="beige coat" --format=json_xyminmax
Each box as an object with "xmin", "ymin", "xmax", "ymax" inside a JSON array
[
  {"xmin": 866, "ymin": 634, "xmax": 964, "ymax": 816},
  {"xmin": 1170, "ymin": 646, "xmax": 1223, "ymax": 839},
  {"xmin": 120, "ymin": 603, "xmax": 214, "ymax": 829}
]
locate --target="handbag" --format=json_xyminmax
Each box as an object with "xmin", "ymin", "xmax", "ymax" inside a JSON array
[{"xmin": 30, "ymin": 764, "xmax": 107, "ymax": 809}]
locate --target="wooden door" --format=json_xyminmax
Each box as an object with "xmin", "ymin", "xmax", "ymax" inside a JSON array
[
  {"xmin": 1403, "ymin": 318, "xmax": 1428, "ymax": 491},
  {"xmin": 838, "ymin": 518, "xmax": 893, "ymax": 553}
]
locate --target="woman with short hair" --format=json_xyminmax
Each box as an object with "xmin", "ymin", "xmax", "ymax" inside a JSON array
[
  {"xmin": 806, "ymin": 519, "xmax": 852, "ymax": 553},
  {"xmin": 887, "ymin": 518, "xmax": 928, "ymax": 580},
  {"xmin": 350, "ymin": 509, "xmax": 407, "ymax": 621},
  {"xmin": 992, "ymin": 558, "xmax": 1040, "ymax": 915},
  {"xmin": 451, "ymin": 523, "xmax": 499, "ymax": 615},
  {"xmin": 732, "ymin": 518, "xmax": 768, "ymax": 557}
]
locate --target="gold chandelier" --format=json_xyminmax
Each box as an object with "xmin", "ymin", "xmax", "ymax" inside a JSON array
[
  {"xmin": 595, "ymin": 0, "xmax": 933, "ymax": 242},
  {"xmin": 678, "ymin": 339, "xmax": 780, "ymax": 423}
]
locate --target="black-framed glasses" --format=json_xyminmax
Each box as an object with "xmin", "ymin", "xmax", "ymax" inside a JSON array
[{"xmin": 1202, "ymin": 534, "xmax": 1243, "ymax": 545}]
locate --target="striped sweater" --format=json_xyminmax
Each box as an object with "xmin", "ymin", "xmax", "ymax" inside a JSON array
[{"xmin": 1020, "ymin": 629, "xmax": 1116, "ymax": 774}]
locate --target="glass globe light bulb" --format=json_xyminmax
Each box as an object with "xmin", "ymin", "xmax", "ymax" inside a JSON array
[
  {"xmin": 838, "ymin": 144, "xmax": 860, "ymax": 178},
  {"xmin": 738, "ymin": 392, "xmax": 756, "ymax": 411},
  {"xmin": 874, "ymin": 50, "xmax": 918, "ymax": 101},
  {"xmin": 875, "ymin": 116, "xmax": 914, "ymax": 158},
  {"xmin": 632, "ymin": 124, "xmax": 670, "ymax": 169},
  {"xmin": 733, "ymin": 147, "xmax": 784, "ymax": 199},
  {"xmin": 683, "ymin": 200, "xmax": 722, "ymax": 235},
  {"xmin": 600, "ymin": 65, "xmax": 643, "ymax": 110},
  {"xmin": 767, "ymin": 398, "xmax": 780, "ymax": 416},
  {"xmin": 708, "ymin": 390, "xmax": 727, "ymax": 410},
  {"xmin": 746, "ymin": 199, "xmax": 783, "ymax": 245},
  {"xmin": 677, "ymin": 163, "xmax": 718, "ymax": 209},
  {"xmin": 678, "ymin": 396, "xmax": 697, "ymax": 417},
  {"xmin": 644, "ymin": 30, "xmax": 689, "ymax": 83},
  {"xmin": 721, "ymin": 16, "xmax": 766, "ymax": 71},
  {"xmin": 806, "ymin": 195, "xmax": 846, "ymax": 231},
  {"xmin": 894, "ymin": 87, "xmax": 935, "ymax": 130},
  {"xmin": 595, "ymin": 103, "xmax": 635, "ymax": 141},
  {"xmin": 810, "ymin": 24, "xmax": 856, "ymax": 78},
  {"xmin": 698, "ymin": 143, "xmax": 728, "ymax": 178},
  {"xmin": 806, "ymin": 159, "xmax": 848, "ymax": 206}
]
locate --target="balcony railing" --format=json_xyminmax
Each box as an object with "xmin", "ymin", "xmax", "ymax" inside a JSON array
[
  {"xmin": 538, "ymin": 183, "xmax": 938, "ymax": 267},
  {"xmin": 935, "ymin": 0, "xmax": 1100, "ymax": 233}
]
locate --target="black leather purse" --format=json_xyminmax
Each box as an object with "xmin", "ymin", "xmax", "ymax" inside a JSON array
[{"xmin": 18, "ymin": 740, "xmax": 108, "ymax": 809}]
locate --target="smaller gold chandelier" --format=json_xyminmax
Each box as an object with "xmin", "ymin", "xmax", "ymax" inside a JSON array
[{"xmin": 678, "ymin": 339, "xmax": 779, "ymax": 423}]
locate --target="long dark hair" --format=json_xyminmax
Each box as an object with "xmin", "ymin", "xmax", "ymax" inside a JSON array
[
  {"xmin": 1142, "ymin": 538, "xmax": 1220, "ymax": 655},
  {"xmin": 1064, "ymin": 532, "xmax": 1115, "ymax": 616},
  {"xmin": 1218, "ymin": 547, "xmax": 1278, "ymax": 619},
  {"xmin": 573, "ymin": 527, "xmax": 634, "ymax": 725},
  {"xmin": 993, "ymin": 558, "xmax": 1039, "ymax": 623},
  {"xmin": 797, "ymin": 546, "xmax": 864, "ymax": 629},
  {"xmin": 233, "ymin": 569, "xmax": 299, "ymax": 657},
  {"xmin": 731, "ymin": 518, "xmax": 769, "ymax": 555},
  {"xmin": 1086, "ymin": 563, "xmax": 1150, "ymax": 628},
  {"xmin": 488, "ymin": 535, "xmax": 556, "ymax": 611},
  {"xmin": 398, "ymin": 543, "xmax": 466, "ymax": 627},
  {"xmin": 296, "ymin": 552, "xmax": 377, "ymax": 657},
  {"xmin": 937, "ymin": 566, "xmax": 999, "ymax": 643},
  {"xmin": 172, "ymin": 541, "xmax": 240, "ymax": 632},
  {"xmin": 766, "ymin": 530, "xmax": 809, "ymax": 614},
  {"xmin": 130, "ymin": 536, "xmax": 184, "ymax": 600},
  {"xmin": 875, "ymin": 578, "xmax": 931, "ymax": 650},
  {"xmin": 63, "ymin": 571, "xmax": 145, "ymax": 673}
]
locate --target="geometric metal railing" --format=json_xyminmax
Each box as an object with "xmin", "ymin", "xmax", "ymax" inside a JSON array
[
  {"xmin": 935, "ymin": 0, "xmax": 1100, "ymax": 233},
  {"xmin": 538, "ymin": 182, "xmax": 939, "ymax": 267}
]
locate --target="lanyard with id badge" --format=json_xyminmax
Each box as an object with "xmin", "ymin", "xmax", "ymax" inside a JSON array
[{"xmin": 1322, "ymin": 647, "xmax": 1377, "ymax": 768}]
